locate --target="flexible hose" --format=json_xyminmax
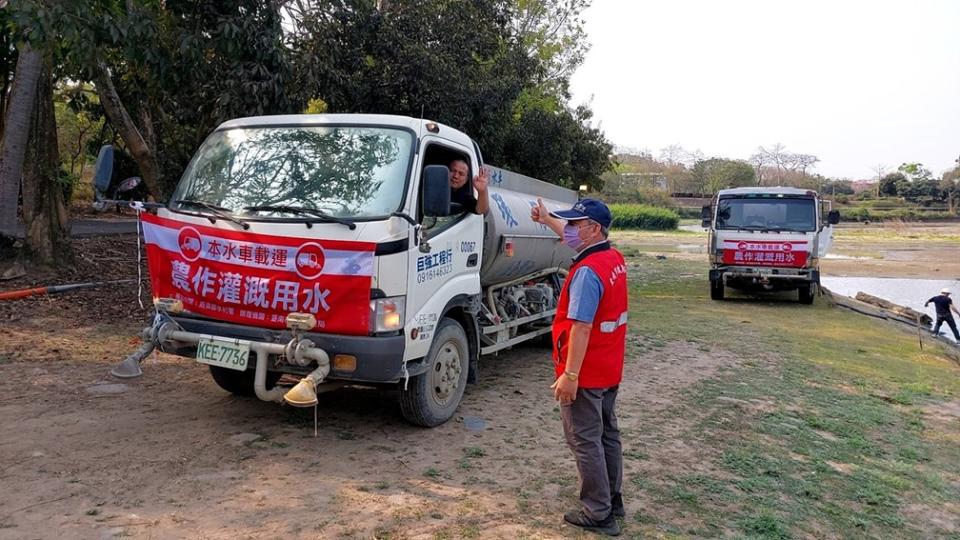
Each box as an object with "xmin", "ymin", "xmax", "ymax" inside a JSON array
[{"xmin": 0, "ymin": 279, "xmax": 136, "ymax": 301}]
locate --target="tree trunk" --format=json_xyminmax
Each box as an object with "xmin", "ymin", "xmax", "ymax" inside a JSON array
[
  {"xmin": 21, "ymin": 58, "xmax": 71, "ymax": 265},
  {"xmin": 0, "ymin": 43, "xmax": 42, "ymax": 237},
  {"xmin": 93, "ymin": 60, "xmax": 162, "ymax": 197}
]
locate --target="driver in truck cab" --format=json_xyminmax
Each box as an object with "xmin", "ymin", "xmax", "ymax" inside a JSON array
[{"xmin": 448, "ymin": 159, "xmax": 490, "ymax": 215}]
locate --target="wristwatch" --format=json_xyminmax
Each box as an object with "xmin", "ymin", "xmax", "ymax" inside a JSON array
[{"xmin": 564, "ymin": 371, "xmax": 579, "ymax": 382}]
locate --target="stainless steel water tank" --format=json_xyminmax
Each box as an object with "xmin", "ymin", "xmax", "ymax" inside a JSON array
[{"xmin": 480, "ymin": 167, "xmax": 578, "ymax": 286}]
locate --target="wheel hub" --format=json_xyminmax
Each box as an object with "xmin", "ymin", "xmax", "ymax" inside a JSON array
[{"xmin": 431, "ymin": 339, "xmax": 462, "ymax": 406}]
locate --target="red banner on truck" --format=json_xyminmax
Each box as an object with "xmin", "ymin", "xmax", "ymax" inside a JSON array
[
  {"xmin": 721, "ymin": 239, "xmax": 808, "ymax": 268},
  {"xmin": 142, "ymin": 213, "xmax": 375, "ymax": 335}
]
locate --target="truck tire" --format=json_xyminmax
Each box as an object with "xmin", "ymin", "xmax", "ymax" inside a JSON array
[
  {"xmin": 399, "ymin": 318, "xmax": 469, "ymax": 427},
  {"xmin": 798, "ymin": 283, "xmax": 816, "ymax": 305},
  {"xmin": 209, "ymin": 365, "xmax": 282, "ymax": 397},
  {"xmin": 710, "ymin": 280, "xmax": 725, "ymax": 301}
]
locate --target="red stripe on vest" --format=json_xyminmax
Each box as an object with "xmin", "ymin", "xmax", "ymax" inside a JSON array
[{"xmin": 552, "ymin": 247, "xmax": 628, "ymax": 388}]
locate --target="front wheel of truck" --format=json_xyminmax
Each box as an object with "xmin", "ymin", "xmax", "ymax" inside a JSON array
[
  {"xmin": 798, "ymin": 283, "xmax": 816, "ymax": 305},
  {"xmin": 399, "ymin": 318, "xmax": 469, "ymax": 427},
  {"xmin": 208, "ymin": 365, "xmax": 282, "ymax": 397},
  {"xmin": 710, "ymin": 280, "xmax": 725, "ymax": 300}
]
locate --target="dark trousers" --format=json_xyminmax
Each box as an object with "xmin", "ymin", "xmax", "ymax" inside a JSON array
[
  {"xmin": 560, "ymin": 385, "xmax": 623, "ymax": 520},
  {"xmin": 933, "ymin": 315, "xmax": 960, "ymax": 341}
]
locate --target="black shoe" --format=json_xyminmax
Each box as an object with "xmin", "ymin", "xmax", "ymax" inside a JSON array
[
  {"xmin": 563, "ymin": 510, "xmax": 621, "ymax": 536},
  {"xmin": 611, "ymin": 493, "xmax": 625, "ymax": 518}
]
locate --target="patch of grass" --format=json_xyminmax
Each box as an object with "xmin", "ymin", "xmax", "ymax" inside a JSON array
[
  {"xmin": 668, "ymin": 485, "xmax": 699, "ymax": 506},
  {"xmin": 737, "ymin": 510, "xmax": 791, "ymax": 540},
  {"xmin": 423, "ymin": 467, "xmax": 440, "ymax": 479},
  {"xmin": 623, "ymin": 449, "xmax": 648, "ymax": 460},
  {"xmin": 463, "ymin": 446, "xmax": 485, "ymax": 458}
]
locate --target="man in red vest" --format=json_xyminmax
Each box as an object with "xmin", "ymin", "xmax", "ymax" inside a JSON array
[{"xmin": 532, "ymin": 197, "xmax": 628, "ymax": 536}]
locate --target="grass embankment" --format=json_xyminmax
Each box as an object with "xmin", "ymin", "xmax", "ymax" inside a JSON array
[
  {"xmin": 615, "ymin": 244, "xmax": 960, "ymax": 539},
  {"xmin": 610, "ymin": 204, "xmax": 680, "ymax": 230}
]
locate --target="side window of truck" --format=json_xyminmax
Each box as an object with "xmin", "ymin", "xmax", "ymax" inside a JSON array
[{"xmin": 419, "ymin": 142, "xmax": 473, "ymax": 235}]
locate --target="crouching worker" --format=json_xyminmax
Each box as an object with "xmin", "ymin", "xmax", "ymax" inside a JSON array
[{"xmin": 531, "ymin": 197, "xmax": 628, "ymax": 536}]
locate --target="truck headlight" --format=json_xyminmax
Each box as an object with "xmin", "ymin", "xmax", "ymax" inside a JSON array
[{"xmin": 370, "ymin": 296, "xmax": 405, "ymax": 333}]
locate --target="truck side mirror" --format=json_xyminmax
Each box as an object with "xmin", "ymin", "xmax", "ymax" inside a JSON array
[
  {"xmin": 700, "ymin": 205, "xmax": 712, "ymax": 228},
  {"xmin": 827, "ymin": 210, "xmax": 840, "ymax": 225},
  {"xmin": 92, "ymin": 144, "xmax": 114, "ymax": 201},
  {"xmin": 422, "ymin": 165, "xmax": 452, "ymax": 218}
]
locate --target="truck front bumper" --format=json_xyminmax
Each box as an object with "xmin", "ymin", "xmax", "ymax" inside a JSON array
[
  {"xmin": 711, "ymin": 267, "xmax": 819, "ymax": 284},
  {"xmin": 168, "ymin": 314, "xmax": 414, "ymax": 384}
]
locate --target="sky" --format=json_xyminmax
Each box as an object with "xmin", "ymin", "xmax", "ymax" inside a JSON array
[{"xmin": 568, "ymin": 0, "xmax": 960, "ymax": 180}]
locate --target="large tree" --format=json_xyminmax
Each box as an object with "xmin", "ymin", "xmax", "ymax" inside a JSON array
[
  {"xmin": 289, "ymin": 0, "xmax": 611, "ymax": 187},
  {"xmin": 0, "ymin": 42, "xmax": 41, "ymax": 237},
  {"xmin": 692, "ymin": 158, "xmax": 755, "ymax": 195},
  {"xmin": 21, "ymin": 57, "xmax": 70, "ymax": 263},
  {"xmin": 51, "ymin": 0, "xmax": 297, "ymax": 197}
]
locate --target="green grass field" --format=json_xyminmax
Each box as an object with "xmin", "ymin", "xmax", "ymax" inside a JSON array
[{"xmin": 616, "ymin": 246, "xmax": 960, "ymax": 539}]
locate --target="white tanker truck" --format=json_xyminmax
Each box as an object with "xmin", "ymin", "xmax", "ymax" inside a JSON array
[{"xmin": 113, "ymin": 114, "xmax": 578, "ymax": 426}]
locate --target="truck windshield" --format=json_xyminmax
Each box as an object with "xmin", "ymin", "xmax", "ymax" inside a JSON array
[
  {"xmin": 170, "ymin": 126, "xmax": 414, "ymax": 219},
  {"xmin": 716, "ymin": 197, "xmax": 817, "ymax": 232}
]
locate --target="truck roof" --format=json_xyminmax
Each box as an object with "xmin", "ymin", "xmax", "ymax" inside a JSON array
[
  {"xmin": 717, "ymin": 186, "xmax": 818, "ymax": 197},
  {"xmin": 215, "ymin": 114, "xmax": 476, "ymax": 148}
]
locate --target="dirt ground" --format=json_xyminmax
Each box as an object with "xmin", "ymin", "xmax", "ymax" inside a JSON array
[
  {"xmin": 1, "ymin": 222, "xmax": 957, "ymax": 539},
  {"xmin": 0, "ymin": 235, "xmax": 742, "ymax": 539}
]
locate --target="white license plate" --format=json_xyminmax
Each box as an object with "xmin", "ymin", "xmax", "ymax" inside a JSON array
[
  {"xmin": 757, "ymin": 268, "xmax": 773, "ymax": 275},
  {"xmin": 195, "ymin": 338, "xmax": 250, "ymax": 371}
]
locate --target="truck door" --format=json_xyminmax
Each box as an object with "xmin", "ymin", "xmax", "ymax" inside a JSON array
[{"xmin": 403, "ymin": 138, "xmax": 484, "ymax": 361}]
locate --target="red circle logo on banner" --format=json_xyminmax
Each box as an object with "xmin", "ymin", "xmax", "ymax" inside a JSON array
[
  {"xmin": 294, "ymin": 242, "xmax": 326, "ymax": 279},
  {"xmin": 177, "ymin": 227, "xmax": 203, "ymax": 261},
  {"xmin": 782, "ymin": 242, "xmax": 793, "ymax": 252},
  {"xmin": 737, "ymin": 242, "xmax": 747, "ymax": 251}
]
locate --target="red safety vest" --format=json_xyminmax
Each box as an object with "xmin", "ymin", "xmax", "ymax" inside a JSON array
[{"xmin": 552, "ymin": 244, "xmax": 628, "ymax": 388}]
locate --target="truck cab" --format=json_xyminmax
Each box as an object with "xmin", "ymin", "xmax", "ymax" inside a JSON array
[{"xmin": 702, "ymin": 187, "xmax": 840, "ymax": 304}]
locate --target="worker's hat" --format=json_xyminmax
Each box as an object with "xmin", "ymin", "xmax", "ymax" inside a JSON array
[
  {"xmin": 550, "ymin": 198, "xmax": 613, "ymax": 229},
  {"xmin": 942, "ymin": 288, "xmax": 952, "ymax": 295}
]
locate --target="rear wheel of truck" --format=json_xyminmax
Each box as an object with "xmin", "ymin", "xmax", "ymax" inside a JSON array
[
  {"xmin": 798, "ymin": 283, "xmax": 816, "ymax": 305},
  {"xmin": 399, "ymin": 318, "xmax": 469, "ymax": 427},
  {"xmin": 710, "ymin": 280, "xmax": 725, "ymax": 300},
  {"xmin": 208, "ymin": 365, "xmax": 282, "ymax": 397}
]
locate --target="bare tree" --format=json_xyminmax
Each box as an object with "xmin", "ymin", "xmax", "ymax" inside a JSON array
[
  {"xmin": 795, "ymin": 154, "xmax": 819, "ymax": 177},
  {"xmin": 756, "ymin": 143, "xmax": 790, "ymax": 185},
  {"xmin": 749, "ymin": 150, "xmax": 767, "ymax": 186},
  {"xmin": 682, "ymin": 148, "xmax": 704, "ymax": 168},
  {"xmin": 659, "ymin": 144, "xmax": 686, "ymax": 165},
  {"xmin": 870, "ymin": 163, "xmax": 887, "ymax": 197}
]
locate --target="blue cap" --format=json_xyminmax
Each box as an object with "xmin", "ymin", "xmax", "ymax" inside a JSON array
[{"xmin": 549, "ymin": 198, "xmax": 612, "ymax": 228}]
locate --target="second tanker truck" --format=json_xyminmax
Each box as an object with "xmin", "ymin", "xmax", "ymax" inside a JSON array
[{"xmin": 112, "ymin": 114, "xmax": 578, "ymax": 426}]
